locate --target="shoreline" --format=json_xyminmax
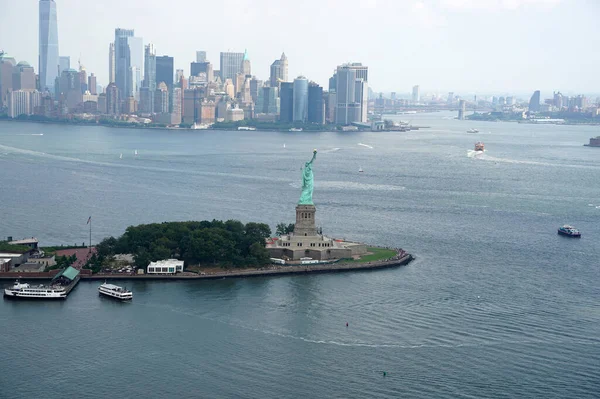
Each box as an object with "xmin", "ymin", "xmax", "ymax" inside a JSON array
[{"xmin": 0, "ymin": 254, "xmax": 414, "ymax": 281}]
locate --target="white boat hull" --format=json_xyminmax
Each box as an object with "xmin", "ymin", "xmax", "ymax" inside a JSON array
[
  {"xmin": 4, "ymin": 288, "xmax": 67, "ymax": 299},
  {"xmin": 98, "ymin": 286, "xmax": 133, "ymax": 301}
]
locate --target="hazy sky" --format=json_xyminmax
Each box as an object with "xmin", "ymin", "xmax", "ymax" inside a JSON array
[{"xmin": 1, "ymin": 0, "xmax": 599, "ymax": 95}]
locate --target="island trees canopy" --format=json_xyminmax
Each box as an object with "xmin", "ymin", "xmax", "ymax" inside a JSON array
[{"xmin": 95, "ymin": 220, "xmax": 272, "ymax": 269}]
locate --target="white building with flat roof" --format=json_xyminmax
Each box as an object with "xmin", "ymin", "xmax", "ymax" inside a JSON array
[{"xmin": 147, "ymin": 259, "xmax": 184, "ymax": 274}]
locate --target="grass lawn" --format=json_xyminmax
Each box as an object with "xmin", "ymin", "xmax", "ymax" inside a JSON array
[{"xmin": 348, "ymin": 247, "xmax": 397, "ymax": 263}]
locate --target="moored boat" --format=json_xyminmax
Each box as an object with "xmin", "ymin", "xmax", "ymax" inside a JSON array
[
  {"xmin": 467, "ymin": 128, "xmax": 479, "ymax": 133},
  {"xmin": 4, "ymin": 280, "xmax": 67, "ymax": 299},
  {"xmin": 558, "ymin": 225, "xmax": 581, "ymax": 237},
  {"xmin": 98, "ymin": 282, "xmax": 133, "ymax": 301},
  {"xmin": 474, "ymin": 142, "xmax": 485, "ymax": 152}
]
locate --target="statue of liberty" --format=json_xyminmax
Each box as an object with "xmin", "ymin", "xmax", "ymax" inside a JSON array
[{"xmin": 298, "ymin": 150, "xmax": 317, "ymax": 205}]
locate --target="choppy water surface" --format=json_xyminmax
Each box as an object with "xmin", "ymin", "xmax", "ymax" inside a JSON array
[{"xmin": 1, "ymin": 113, "xmax": 599, "ymax": 398}]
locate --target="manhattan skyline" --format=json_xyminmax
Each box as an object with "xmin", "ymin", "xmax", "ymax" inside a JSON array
[{"xmin": 1, "ymin": 0, "xmax": 599, "ymax": 94}]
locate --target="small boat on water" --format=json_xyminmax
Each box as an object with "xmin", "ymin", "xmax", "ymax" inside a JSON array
[
  {"xmin": 584, "ymin": 136, "xmax": 600, "ymax": 147},
  {"xmin": 98, "ymin": 282, "xmax": 133, "ymax": 301},
  {"xmin": 359, "ymin": 167, "xmax": 364, "ymax": 173},
  {"xmin": 467, "ymin": 128, "xmax": 479, "ymax": 133},
  {"xmin": 474, "ymin": 142, "xmax": 485, "ymax": 152},
  {"xmin": 558, "ymin": 225, "xmax": 581, "ymax": 237},
  {"xmin": 289, "ymin": 128, "xmax": 303, "ymax": 132},
  {"xmin": 238, "ymin": 126, "xmax": 256, "ymax": 131},
  {"xmin": 119, "ymin": 153, "xmax": 123, "ymax": 159},
  {"xmin": 134, "ymin": 149, "xmax": 138, "ymax": 156}
]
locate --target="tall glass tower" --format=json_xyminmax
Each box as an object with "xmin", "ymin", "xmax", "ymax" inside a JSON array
[{"xmin": 39, "ymin": 0, "xmax": 59, "ymax": 93}]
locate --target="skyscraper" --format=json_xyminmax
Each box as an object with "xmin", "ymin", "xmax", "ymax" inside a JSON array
[
  {"xmin": 190, "ymin": 62, "xmax": 213, "ymax": 82},
  {"xmin": 279, "ymin": 82, "xmax": 293, "ymax": 123},
  {"xmin": 292, "ymin": 76, "xmax": 308, "ymax": 122},
  {"xmin": 307, "ymin": 83, "xmax": 324, "ymax": 124},
  {"xmin": 242, "ymin": 49, "xmax": 251, "ymax": 76},
  {"xmin": 154, "ymin": 81, "xmax": 169, "ymax": 114},
  {"xmin": 219, "ymin": 52, "xmax": 244, "ymax": 81},
  {"xmin": 143, "ymin": 44, "xmax": 156, "ymax": 91},
  {"xmin": 0, "ymin": 52, "xmax": 16, "ymax": 108},
  {"xmin": 412, "ymin": 85, "xmax": 420, "ymax": 103},
  {"xmin": 335, "ymin": 65, "xmax": 359, "ymax": 125},
  {"xmin": 106, "ymin": 82, "xmax": 119, "ymax": 115},
  {"xmin": 529, "ymin": 90, "xmax": 541, "ymax": 112},
  {"xmin": 196, "ymin": 51, "xmax": 207, "ymax": 63},
  {"xmin": 108, "ymin": 43, "xmax": 115, "ymax": 83},
  {"xmin": 127, "ymin": 36, "xmax": 143, "ymax": 99},
  {"xmin": 250, "ymin": 78, "xmax": 263, "ymax": 104},
  {"xmin": 355, "ymin": 79, "xmax": 368, "ymax": 123},
  {"xmin": 269, "ymin": 52, "xmax": 288, "ymax": 87},
  {"xmin": 59, "ymin": 56, "xmax": 70, "ymax": 76},
  {"xmin": 39, "ymin": 0, "xmax": 60, "ymax": 93},
  {"xmin": 114, "ymin": 28, "xmax": 134, "ymax": 99},
  {"xmin": 12, "ymin": 62, "xmax": 36, "ymax": 91},
  {"xmin": 256, "ymin": 86, "xmax": 279, "ymax": 115},
  {"xmin": 156, "ymin": 56, "xmax": 174, "ymax": 93}
]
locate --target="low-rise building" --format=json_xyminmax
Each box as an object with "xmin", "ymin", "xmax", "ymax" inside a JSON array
[
  {"xmin": 8, "ymin": 237, "xmax": 39, "ymax": 250},
  {"xmin": 0, "ymin": 258, "xmax": 11, "ymax": 272},
  {"xmin": 147, "ymin": 259, "xmax": 184, "ymax": 274},
  {"xmin": 0, "ymin": 252, "xmax": 30, "ymax": 267},
  {"xmin": 27, "ymin": 255, "xmax": 56, "ymax": 268}
]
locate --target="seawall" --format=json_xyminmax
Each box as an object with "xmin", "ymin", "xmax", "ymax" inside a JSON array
[{"xmin": 0, "ymin": 255, "xmax": 414, "ymax": 281}]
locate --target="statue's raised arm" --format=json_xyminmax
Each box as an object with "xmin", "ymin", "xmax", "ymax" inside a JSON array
[{"xmin": 298, "ymin": 150, "xmax": 317, "ymax": 205}]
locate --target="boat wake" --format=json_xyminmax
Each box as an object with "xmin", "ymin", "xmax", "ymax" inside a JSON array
[
  {"xmin": 358, "ymin": 143, "xmax": 373, "ymax": 149},
  {"xmin": 15, "ymin": 133, "xmax": 44, "ymax": 136},
  {"xmin": 321, "ymin": 147, "xmax": 341, "ymax": 153},
  {"xmin": 467, "ymin": 150, "xmax": 485, "ymax": 158}
]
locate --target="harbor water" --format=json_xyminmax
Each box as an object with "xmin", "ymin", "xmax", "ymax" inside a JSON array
[{"xmin": 1, "ymin": 113, "xmax": 599, "ymax": 398}]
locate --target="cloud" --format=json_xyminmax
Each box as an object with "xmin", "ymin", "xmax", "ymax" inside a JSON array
[{"xmin": 440, "ymin": 0, "xmax": 562, "ymax": 10}]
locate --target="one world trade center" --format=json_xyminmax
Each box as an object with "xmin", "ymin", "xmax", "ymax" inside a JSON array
[{"xmin": 39, "ymin": 0, "xmax": 59, "ymax": 94}]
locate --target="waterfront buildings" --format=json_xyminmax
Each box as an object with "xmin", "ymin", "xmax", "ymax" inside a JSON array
[
  {"xmin": 88, "ymin": 73, "xmax": 97, "ymax": 95},
  {"xmin": 307, "ymin": 82, "xmax": 324, "ymax": 124},
  {"xmin": 412, "ymin": 85, "xmax": 420, "ymax": 103},
  {"xmin": 219, "ymin": 52, "xmax": 244, "ymax": 81},
  {"xmin": 269, "ymin": 53, "xmax": 288, "ymax": 87},
  {"xmin": 154, "ymin": 82, "xmax": 169, "ymax": 114},
  {"xmin": 106, "ymin": 82, "xmax": 119, "ymax": 115},
  {"xmin": 335, "ymin": 64, "xmax": 365, "ymax": 125},
  {"xmin": 13, "ymin": 62, "xmax": 36, "ymax": 91},
  {"xmin": 256, "ymin": 86, "xmax": 279, "ymax": 115},
  {"xmin": 279, "ymin": 82, "xmax": 293, "ymax": 123},
  {"xmin": 293, "ymin": 76, "xmax": 308, "ymax": 122},
  {"xmin": 0, "ymin": 52, "xmax": 16, "ymax": 108},
  {"xmin": 529, "ymin": 90, "xmax": 541, "ymax": 112},
  {"xmin": 147, "ymin": 259, "xmax": 184, "ymax": 275},
  {"xmin": 39, "ymin": 0, "xmax": 60, "ymax": 93},
  {"xmin": 56, "ymin": 68, "xmax": 82, "ymax": 111}
]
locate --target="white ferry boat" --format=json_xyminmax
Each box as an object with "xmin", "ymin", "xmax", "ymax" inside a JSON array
[
  {"xmin": 4, "ymin": 280, "xmax": 67, "ymax": 299},
  {"xmin": 98, "ymin": 282, "xmax": 133, "ymax": 301}
]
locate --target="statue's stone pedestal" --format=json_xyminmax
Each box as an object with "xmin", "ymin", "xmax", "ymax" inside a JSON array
[{"xmin": 294, "ymin": 205, "xmax": 317, "ymax": 237}]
